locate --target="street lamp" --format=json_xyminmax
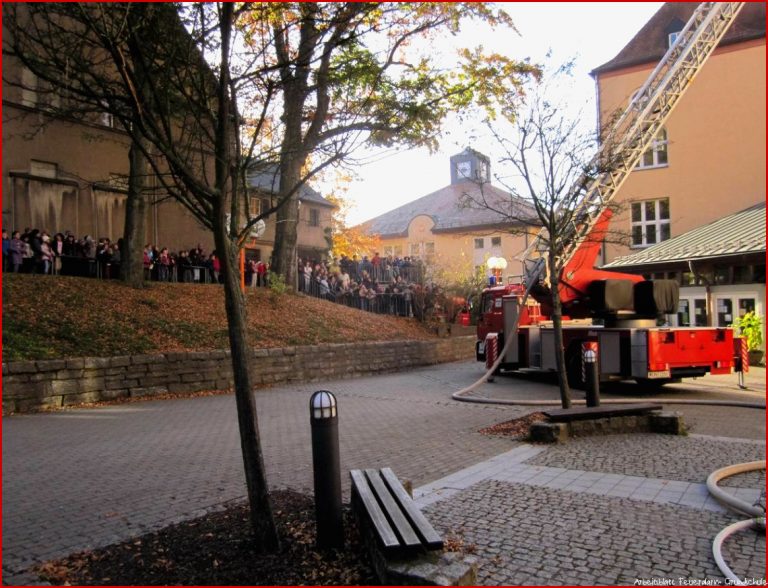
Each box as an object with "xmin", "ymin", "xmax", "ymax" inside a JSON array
[
  {"xmin": 487, "ymin": 256, "xmax": 508, "ymax": 285},
  {"xmin": 309, "ymin": 390, "xmax": 343, "ymax": 549}
]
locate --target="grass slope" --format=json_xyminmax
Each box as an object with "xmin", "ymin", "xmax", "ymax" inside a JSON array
[{"xmin": 2, "ymin": 275, "xmax": 436, "ymax": 361}]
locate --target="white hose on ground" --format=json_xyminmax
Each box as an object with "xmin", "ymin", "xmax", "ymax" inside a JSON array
[
  {"xmin": 707, "ymin": 461, "xmax": 766, "ymax": 585},
  {"xmin": 712, "ymin": 519, "xmax": 766, "ymax": 586},
  {"xmin": 707, "ymin": 461, "xmax": 766, "ymax": 518}
]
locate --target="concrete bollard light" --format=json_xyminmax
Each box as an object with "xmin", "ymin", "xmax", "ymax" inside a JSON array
[{"xmin": 309, "ymin": 390, "xmax": 344, "ymax": 549}]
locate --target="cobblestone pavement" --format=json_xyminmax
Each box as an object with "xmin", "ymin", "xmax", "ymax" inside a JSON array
[
  {"xmin": 525, "ymin": 434, "xmax": 766, "ymax": 488},
  {"xmin": 3, "ymin": 360, "xmax": 766, "ymax": 585},
  {"xmin": 424, "ymin": 481, "xmax": 766, "ymax": 586},
  {"xmin": 2, "ymin": 362, "xmax": 520, "ymax": 580}
]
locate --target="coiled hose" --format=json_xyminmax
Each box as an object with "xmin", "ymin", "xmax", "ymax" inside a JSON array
[{"xmin": 707, "ymin": 461, "xmax": 766, "ymax": 585}]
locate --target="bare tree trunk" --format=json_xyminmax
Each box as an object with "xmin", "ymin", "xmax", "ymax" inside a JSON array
[
  {"xmin": 549, "ymin": 251, "xmax": 572, "ymax": 409},
  {"xmin": 121, "ymin": 134, "xmax": 148, "ymax": 288},
  {"xmin": 270, "ymin": 155, "xmax": 303, "ymax": 290},
  {"xmin": 214, "ymin": 220, "xmax": 279, "ymax": 551},
  {"xmin": 212, "ymin": 3, "xmax": 278, "ymax": 551}
]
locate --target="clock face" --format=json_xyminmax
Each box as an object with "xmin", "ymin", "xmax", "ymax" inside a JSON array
[{"xmin": 457, "ymin": 161, "xmax": 471, "ymax": 178}]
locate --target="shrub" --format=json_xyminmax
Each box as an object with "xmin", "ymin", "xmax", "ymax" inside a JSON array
[{"xmin": 732, "ymin": 311, "xmax": 763, "ymax": 351}]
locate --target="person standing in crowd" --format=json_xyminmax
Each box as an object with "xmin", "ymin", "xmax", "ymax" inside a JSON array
[
  {"xmin": 52, "ymin": 233, "xmax": 65, "ymax": 274},
  {"xmin": 40, "ymin": 233, "xmax": 54, "ymax": 274},
  {"xmin": 9, "ymin": 231, "xmax": 24, "ymax": 273},
  {"xmin": 157, "ymin": 247, "xmax": 171, "ymax": 281},
  {"xmin": 209, "ymin": 252, "xmax": 220, "ymax": 284},
  {"xmin": 256, "ymin": 259, "xmax": 267, "ymax": 287},
  {"xmin": 2, "ymin": 229, "xmax": 10, "ymax": 271}
]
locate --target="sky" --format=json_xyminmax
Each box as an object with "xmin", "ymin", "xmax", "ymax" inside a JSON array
[{"xmin": 340, "ymin": 2, "xmax": 664, "ymax": 227}]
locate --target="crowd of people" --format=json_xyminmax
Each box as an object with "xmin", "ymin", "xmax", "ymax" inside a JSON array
[
  {"xmin": 1, "ymin": 227, "xmax": 223, "ymax": 284},
  {"xmin": 3, "ymin": 228, "xmax": 458, "ymax": 321},
  {"xmin": 298, "ymin": 253, "xmax": 446, "ymax": 320}
]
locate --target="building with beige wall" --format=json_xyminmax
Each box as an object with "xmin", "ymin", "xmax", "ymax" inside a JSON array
[
  {"xmin": 2, "ymin": 55, "xmax": 333, "ymax": 261},
  {"xmin": 361, "ymin": 148, "xmax": 534, "ymax": 281},
  {"xmin": 592, "ymin": 2, "xmax": 765, "ymax": 331}
]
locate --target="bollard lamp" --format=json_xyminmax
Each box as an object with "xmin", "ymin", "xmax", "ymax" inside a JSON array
[
  {"xmin": 309, "ymin": 390, "xmax": 343, "ymax": 549},
  {"xmin": 311, "ymin": 389, "xmax": 337, "ymax": 420}
]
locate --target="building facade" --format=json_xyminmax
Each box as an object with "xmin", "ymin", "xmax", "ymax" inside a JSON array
[
  {"xmin": 2, "ymin": 57, "xmax": 333, "ymax": 260},
  {"xmin": 592, "ymin": 2, "xmax": 766, "ymax": 331},
  {"xmin": 361, "ymin": 148, "xmax": 533, "ymax": 281}
]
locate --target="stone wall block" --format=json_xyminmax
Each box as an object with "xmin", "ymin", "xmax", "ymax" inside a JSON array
[
  {"xmin": 8, "ymin": 361, "xmax": 37, "ymax": 374},
  {"xmin": 109, "ymin": 356, "xmax": 132, "ymax": 368},
  {"xmin": 131, "ymin": 354, "xmax": 166, "ymax": 365},
  {"xmin": 62, "ymin": 392, "xmax": 101, "ymax": 406},
  {"xmin": 79, "ymin": 377, "xmax": 106, "ymax": 393},
  {"xmin": 131, "ymin": 386, "xmax": 169, "ymax": 398},
  {"xmin": 101, "ymin": 389, "xmax": 130, "ymax": 401},
  {"xmin": 83, "ymin": 357, "xmax": 110, "ymax": 370},
  {"xmin": 35, "ymin": 359, "xmax": 66, "ymax": 372}
]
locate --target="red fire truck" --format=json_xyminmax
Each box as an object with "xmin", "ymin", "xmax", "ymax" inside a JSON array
[
  {"xmin": 475, "ymin": 3, "xmax": 745, "ymax": 387},
  {"xmin": 475, "ymin": 212, "xmax": 736, "ymax": 388}
]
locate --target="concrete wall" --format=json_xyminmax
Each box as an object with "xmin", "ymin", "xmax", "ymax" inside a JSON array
[{"xmin": 2, "ymin": 337, "xmax": 475, "ymax": 413}]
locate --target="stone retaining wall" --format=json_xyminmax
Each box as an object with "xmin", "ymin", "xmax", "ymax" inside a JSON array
[{"xmin": 2, "ymin": 336, "xmax": 475, "ymax": 413}]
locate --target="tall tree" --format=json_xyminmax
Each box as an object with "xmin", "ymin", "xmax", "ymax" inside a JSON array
[
  {"xmin": 237, "ymin": 3, "xmax": 540, "ymax": 288},
  {"xmin": 461, "ymin": 69, "xmax": 626, "ymax": 408},
  {"xmin": 4, "ymin": 2, "xmax": 283, "ymax": 549}
]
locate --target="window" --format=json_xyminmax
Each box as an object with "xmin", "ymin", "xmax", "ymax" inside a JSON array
[
  {"xmin": 108, "ymin": 173, "xmax": 129, "ymax": 190},
  {"xmin": 260, "ymin": 198, "xmax": 271, "ymax": 215},
  {"xmin": 631, "ymin": 198, "xmax": 670, "ymax": 247},
  {"xmin": 738, "ymin": 298, "xmax": 756, "ymax": 318},
  {"xmin": 668, "ymin": 31, "xmax": 681, "ymax": 47},
  {"xmin": 424, "ymin": 242, "xmax": 435, "ymax": 260},
  {"xmin": 409, "ymin": 243, "xmax": 420, "ymax": 257},
  {"xmin": 637, "ymin": 128, "xmax": 668, "ymax": 169},
  {"xmin": 474, "ymin": 238, "xmax": 484, "ymax": 249},
  {"xmin": 677, "ymin": 299, "xmax": 691, "ymax": 327},
  {"xmin": 21, "ymin": 67, "xmax": 38, "ymax": 108},
  {"xmin": 308, "ymin": 208, "xmax": 319, "ymax": 227},
  {"xmin": 21, "ymin": 67, "xmax": 60, "ymax": 110},
  {"xmin": 491, "ymin": 236, "xmax": 501, "ymax": 247},
  {"xmin": 717, "ymin": 298, "xmax": 734, "ymax": 327},
  {"xmin": 30, "ymin": 160, "xmax": 57, "ymax": 179}
]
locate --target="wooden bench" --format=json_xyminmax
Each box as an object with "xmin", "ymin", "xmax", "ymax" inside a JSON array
[
  {"xmin": 543, "ymin": 402, "xmax": 663, "ymax": 422},
  {"xmin": 350, "ymin": 467, "xmax": 444, "ymax": 556}
]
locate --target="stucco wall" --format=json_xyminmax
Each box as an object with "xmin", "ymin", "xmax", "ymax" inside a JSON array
[
  {"xmin": 596, "ymin": 39, "xmax": 766, "ymax": 263},
  {"xmin": 2, "ymin": 337, "xmax": 475, "ymax": 413}
]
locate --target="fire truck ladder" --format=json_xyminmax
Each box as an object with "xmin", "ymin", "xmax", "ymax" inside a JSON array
[{"xmin": 522, "ymin": 1, "xmax": 745, "ymax": 287}]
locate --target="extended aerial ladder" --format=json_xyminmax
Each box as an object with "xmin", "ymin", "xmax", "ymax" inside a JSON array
[{"xmin": 522, "ymin": 2, "xmax": 745, "ymax": 296}]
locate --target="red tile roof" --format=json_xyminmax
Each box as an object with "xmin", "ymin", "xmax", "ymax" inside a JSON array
[{"xmin": 591, "ymin": 2, "xmax": 765, "ymax": 76}]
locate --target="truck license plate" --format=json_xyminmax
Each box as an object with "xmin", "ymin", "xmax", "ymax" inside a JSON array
[
  {"xmin": 647, "ymin": 370, "xmax": 671, "ymax": 378},
  {"xmin": 478, "ymin": 342, "xmax": 485, "ymax": 354}
]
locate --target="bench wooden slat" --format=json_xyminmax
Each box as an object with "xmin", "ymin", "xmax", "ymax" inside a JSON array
[
  {"xmin": 543, "ymin": 402, "xmax": 663, "ymax": 422},
  {"xmin": 350, "ymin": 469, "xmax": 400, "ymax": 550},
  {"xmin": 364, "ymin": 469, "xmax": 422, "ymax": 549},
  {"xmin": 380, "ymin": 467, "xmax": 444, "ymax": 550}
]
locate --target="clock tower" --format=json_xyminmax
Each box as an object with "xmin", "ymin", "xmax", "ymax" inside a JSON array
[{"xmin": 450, "ymin": 147, "xmax": 491, "ymax": 185}]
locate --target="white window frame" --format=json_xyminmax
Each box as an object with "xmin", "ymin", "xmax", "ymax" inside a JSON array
[
  {"xmin": 668, "ymin": 31, "xmax": 681, "ymax": 48},
  {"xmin": 637, "ymin": 128, "xmax": 668, "ymax": 169},
  {"xmin": 630, "ymin": 198, "xmax": 670, "ymax": 248}
]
